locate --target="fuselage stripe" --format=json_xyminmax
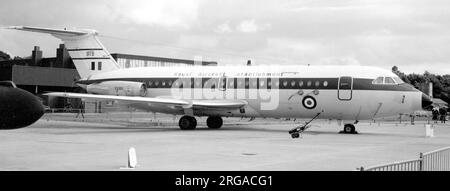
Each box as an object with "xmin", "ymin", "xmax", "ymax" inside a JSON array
[{"xmin": 78, "ymin": 77, "xmax": 418, "ymax": 92}]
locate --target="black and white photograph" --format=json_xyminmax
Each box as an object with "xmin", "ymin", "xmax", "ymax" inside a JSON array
[{"xmin": 0, "ymin": 0, "xmax": 449, "ymax": 187}]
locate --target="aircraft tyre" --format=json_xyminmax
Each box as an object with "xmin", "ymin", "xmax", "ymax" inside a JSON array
[
  {"xmin": 179, "ymin": 116, "xmax": 197, "ymax": 130},
  {"xmin": 343, "ymin": 124, "xmax": 356, "ymax": 134},
  {"xmin": 206, "ymin": 116, "xmax": 223, "ymax": 129}
]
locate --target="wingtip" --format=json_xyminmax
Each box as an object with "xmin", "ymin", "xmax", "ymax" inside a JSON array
[{"xmin": 2, "ymin": 26, "xmax": 23, "ymax": 30}]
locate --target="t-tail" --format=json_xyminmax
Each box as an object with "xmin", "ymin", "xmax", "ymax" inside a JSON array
[{"xmin": 7, "ymin": 26, "xmax": 120, "ymax": 79}]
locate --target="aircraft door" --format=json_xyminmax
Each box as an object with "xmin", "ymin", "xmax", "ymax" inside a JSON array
[{"xmin": 338, "ymin": 76, "xmax": 353, "ymax": 100}]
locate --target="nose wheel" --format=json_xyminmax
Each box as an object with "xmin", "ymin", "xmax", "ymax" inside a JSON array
[
  {"xmin": 179, "ymin": 116, "xmax": 197, "ymax": 130},
  {"xmin": 341, "ymin": 124, "xmax": 358, "ymax": 134}
]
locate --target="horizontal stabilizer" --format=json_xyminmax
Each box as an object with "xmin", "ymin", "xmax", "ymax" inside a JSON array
[{"xmin": 7, "ymin": 26, "xmax": 93, "ymax": 37}]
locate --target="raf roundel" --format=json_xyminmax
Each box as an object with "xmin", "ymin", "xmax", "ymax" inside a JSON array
[{"xmin": 302, "ymin": 96, "xmax": 317, "ymax": 109}]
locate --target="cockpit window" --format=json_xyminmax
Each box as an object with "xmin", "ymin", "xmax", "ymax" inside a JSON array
[
  {"xmin": 372, "ymin": 77, "xmax": 384, "ymax": 84},
  {"xmin": 392, "ymin": 77, "xmax": 405, "ymax": 84},
  {"xmin": 373, "ymin": 76, "xmax": 403, "ymax": 85},
  {"xmin": 384, "ymin": 77, "xmax": 395, "ymax": 84},
  {"xmin": 373, "ymin": 76, "xmax": 404, "ymax": 85}
]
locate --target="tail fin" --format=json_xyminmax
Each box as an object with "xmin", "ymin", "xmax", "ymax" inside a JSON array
[{"xmin": 8, "ymin": 26, "xmax": 120, "ymax": 79}]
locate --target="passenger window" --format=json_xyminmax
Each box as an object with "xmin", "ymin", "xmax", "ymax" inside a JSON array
[
  {"xmin": 307, "ymin": 81, "xmax": 312, "ymax": 87},
  {"xmin": 155, "ymin": 81, "xmax": 160, "ymax": 86},
  {"xmin": 229, "ymin": 79, "xmax": 235, "ymax": 88},
  {"xmin": 373, "ymin": 77, "xmax": 384, "ymax": 84},
  {"xmin": 323, "ymin": 81, "xmax": 328, "ymax": 87},
  {"xmin": 237, "ymin": 80, "xmax": 243, "ymax": 88},
  {"xmin": 275, "ymin": 81, "xmax": 280, "ymax": 88},
  {"xmin": 290, "ymin": 81, "xmax": 296, "ymax": 87},
  {"xmin": 260, "ymin": 79, "xmax": 265, "ymax": 87},
  {"xmin": 385, "ymin": 77, "xmax": 396, "ymax": 84},
  {"xmin": 315, "ymin": 81, "xmax": 320, "ymax": 87},
  {"xmin": 299, "ymin": 81, "xmax": 304, "ymax": 87},
  {"xmin": 283, "ymin": 81, "xmax": 288, "ymax": 87},
  {"xmin": 252, "ymin": 79, "xmax": 257, "ymax": 87}
]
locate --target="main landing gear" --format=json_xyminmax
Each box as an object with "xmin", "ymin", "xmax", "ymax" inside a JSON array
[
  {"xmin": 178, "ymin": 116, "xmax": 223, "ymax": 130},
  {"xmin": 179, "ymin": 116, "xmax": 197, "ymax": 130},
  {"xmin": 206, "ymin": 116, "xmax": 223, "ymax": 129}
]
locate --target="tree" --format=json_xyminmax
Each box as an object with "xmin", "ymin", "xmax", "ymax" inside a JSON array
[
  {"xmin": 0, "ymin": 51, "xmax": 11, "ymax": 61},
  {"xmin": 392, "ymin": 66, "xmax": 450, "ymax": 103}
]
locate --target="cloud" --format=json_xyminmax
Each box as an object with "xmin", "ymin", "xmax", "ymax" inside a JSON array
[
  {"xmin": 109, "ymin": 0, "xmax": 202, "ymax": 29},
  {"xmin": 236, "ymin": 19, "xmax": 270, "ymax": 33},
  {"xmin": 214, "ymin": 23, "xmax": 233, "ymax": 34},
  {"xmin": 1, "ymin": 0, "xmax": 450, "ymax": 74}
]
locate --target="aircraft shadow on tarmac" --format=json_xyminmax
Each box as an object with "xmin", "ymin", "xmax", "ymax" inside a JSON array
[{"xmin": 47, "ymin": 122, "xmax": 426, "ymax": 139}]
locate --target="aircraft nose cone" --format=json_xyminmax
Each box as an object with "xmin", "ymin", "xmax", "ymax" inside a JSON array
[{"xmin": 422, "ymin": 93, "xmax": 433, "ymax": 110}]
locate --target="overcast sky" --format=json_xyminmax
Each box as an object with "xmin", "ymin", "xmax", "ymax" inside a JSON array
[{"xmin": 1, "ymin": 0, "xmax": 450, "ymax": 74}]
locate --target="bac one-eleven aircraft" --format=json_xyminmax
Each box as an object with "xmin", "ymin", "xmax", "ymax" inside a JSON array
[{"xmin": 9, "ymin": 26, "xmax": 433, "ymax": 137}]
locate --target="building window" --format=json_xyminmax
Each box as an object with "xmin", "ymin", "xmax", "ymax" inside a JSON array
[
  {"xmin": 91, "ymin": 62, "xmax": 95, "ymax": 70},
  {"xmin": 98, "ymin": 62, "xmax": 102, "ymax": 70}
]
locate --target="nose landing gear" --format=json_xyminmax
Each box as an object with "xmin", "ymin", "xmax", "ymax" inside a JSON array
[{"xmin": 340, "ymin": 123, "xmax": 358, "ymax": 134}]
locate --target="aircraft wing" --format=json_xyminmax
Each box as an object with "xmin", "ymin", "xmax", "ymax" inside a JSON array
[{"xmin": 44, "ymin": 92, "xmax": 247, "ymax": 110}]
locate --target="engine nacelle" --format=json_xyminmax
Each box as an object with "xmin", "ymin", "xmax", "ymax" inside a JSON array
[{"xmin": 86, "ymin": 81, "xmax": 147, "ymax": 97}]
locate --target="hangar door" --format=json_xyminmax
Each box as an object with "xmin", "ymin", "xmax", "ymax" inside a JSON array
[{"xmin": 338, "ymin": 76, "xmax": 353, "ymax": 100}]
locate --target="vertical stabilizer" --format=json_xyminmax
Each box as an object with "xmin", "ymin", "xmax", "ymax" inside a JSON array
[{"xmin": 8, "ymin": 26, "xmax": 120, "ymax": 79}]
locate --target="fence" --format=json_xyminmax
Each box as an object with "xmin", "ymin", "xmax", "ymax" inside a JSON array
[{"xmin": 360, "ymin": 146, "xmax": 450, "ymax": 171}]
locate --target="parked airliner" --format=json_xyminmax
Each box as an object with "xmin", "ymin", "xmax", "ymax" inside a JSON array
[{"xmin": 8, "ymin": 26, "xmax": 433, "ymax": 136}]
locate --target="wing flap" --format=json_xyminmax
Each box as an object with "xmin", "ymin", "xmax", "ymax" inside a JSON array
[{"xmin": 192, "ymin": 99, "xmax": 247, "ymax": 109}]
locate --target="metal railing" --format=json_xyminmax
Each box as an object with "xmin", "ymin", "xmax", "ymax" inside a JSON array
[
  {"xmin": 422, "ymin": 147, "xmax": 450, "ymax": 171},
  {"xmin": 360, "ymin": 146, "xmax": 450, "ymax": 171}
]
